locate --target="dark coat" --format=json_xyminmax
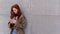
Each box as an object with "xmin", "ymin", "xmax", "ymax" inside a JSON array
[{"xmin": 15, "ymin": 15, "xmax": 26, "ymax": 34}]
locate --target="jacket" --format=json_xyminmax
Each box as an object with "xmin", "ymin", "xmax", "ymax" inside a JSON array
[{"xmin": 15, "ymin": 15, "xmax": 26, "ymax": 34}]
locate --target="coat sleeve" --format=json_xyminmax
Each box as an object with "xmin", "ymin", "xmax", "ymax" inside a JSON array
[
  {"xmin": 19, "ymin": 16, "xmax": 26, "ymax": 29},
  {"xmin": 16, "ymin": 15, "xmax": 26, "ymax": 29}
]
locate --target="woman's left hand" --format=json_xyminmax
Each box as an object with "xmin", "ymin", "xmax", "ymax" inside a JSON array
[{"xmin": 12, "ymin": 19, "xmax": 16, "ymax": 24}]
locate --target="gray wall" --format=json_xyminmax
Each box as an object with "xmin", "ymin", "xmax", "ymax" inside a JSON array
[
  {"xmin": 31, "ymin": 0, "xmax": 60, "ymax": 34},
  {"xmin": 0, "ymin": 0, "xmax": 60, "ymax": 34}
]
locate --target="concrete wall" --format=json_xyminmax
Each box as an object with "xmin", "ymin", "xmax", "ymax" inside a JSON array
[
  {"xmin": 31, "ymin": 0, "xmax": 60, "ymax": 34},
  {"xmin": 0, "ymin": 0, "xmax": 60, "ymax": 34}
]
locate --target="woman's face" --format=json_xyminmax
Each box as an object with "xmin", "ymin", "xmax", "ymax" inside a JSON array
[{"xmin": 13, "ymin": 8, "xmax": 18, "ymax": 14}]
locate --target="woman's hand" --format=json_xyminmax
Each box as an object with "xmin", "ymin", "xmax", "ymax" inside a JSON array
[
  {"xmin": 10, "ymin": 19, "xmax": 16, "ymax": 24},
  {"xmin": 10, "ymin": 17, "xmax": 18, "ymax": 24},
  {"xmin": 12, "ymin": 19, "xmax": 16, "ymax": 24}
]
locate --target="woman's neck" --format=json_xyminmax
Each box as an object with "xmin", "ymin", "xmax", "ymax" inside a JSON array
[{"xmin": 14, "ymin": 14, "xmax": 18, "ymax": 17}]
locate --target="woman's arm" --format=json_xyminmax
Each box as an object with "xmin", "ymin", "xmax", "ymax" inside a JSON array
[
  {"xmin": 16, "ymin": 15, "xmax": 26, "ymax": 29},
  {"xmin": 10, "ymin": 17, "xmax": 17, "ymax": 24}
]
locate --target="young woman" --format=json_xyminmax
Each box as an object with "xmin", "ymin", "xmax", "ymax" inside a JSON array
[{"xmin": 8, "ymin": 4, "xmax": 26, "ymax": 34}]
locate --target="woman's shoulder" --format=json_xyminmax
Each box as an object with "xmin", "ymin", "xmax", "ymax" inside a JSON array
[{"xmin": 19, "ymin": 15, "xmax": 25, "ymax": 20}]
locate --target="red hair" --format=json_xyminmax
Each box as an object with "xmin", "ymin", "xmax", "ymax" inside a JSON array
[{"xmin": 10, "ymin": 4, "xmax": 22, "ymax": 19}]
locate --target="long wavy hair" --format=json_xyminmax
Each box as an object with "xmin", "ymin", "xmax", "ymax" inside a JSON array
[{"xmin": 10, "ymin": 4, "xmax": 22, "ymax": 19}]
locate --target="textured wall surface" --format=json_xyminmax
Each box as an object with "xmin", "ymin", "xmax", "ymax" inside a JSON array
[
  {"xmin": 0, "ymin": 0, "xmax": 60, "ymax": 34},
  {"xmin": 31, "ymin": 0, "xmax": 60, "ymax": 34}
]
